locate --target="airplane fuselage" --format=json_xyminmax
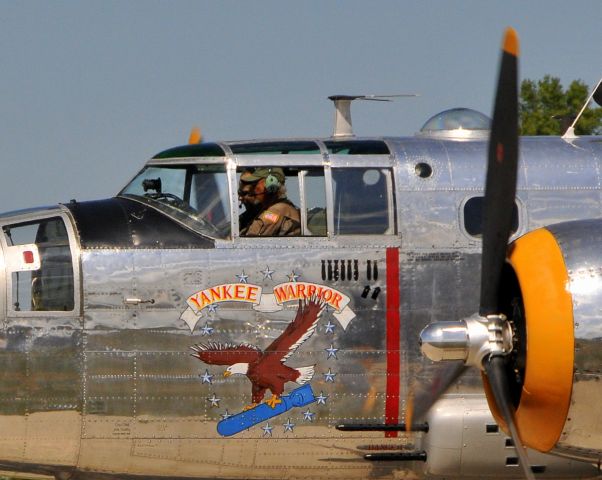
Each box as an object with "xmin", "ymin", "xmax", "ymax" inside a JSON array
[{"xmin": 0, "ymin": 133, "xmax": 601, "ymax": 479}]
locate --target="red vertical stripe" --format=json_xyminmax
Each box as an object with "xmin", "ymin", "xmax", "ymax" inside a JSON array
[{"xmin": 385, "ymin": 247, "xmax": 401, "ymax": 438}]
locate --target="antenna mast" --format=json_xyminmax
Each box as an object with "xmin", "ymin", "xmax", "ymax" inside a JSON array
[
  {"xmin": 562, "ymin": 78, "xmax": 602, "ymax": 139},
  {"xmin": 328, "ymin": 94, "xmax": 419, "ymax": 138}
]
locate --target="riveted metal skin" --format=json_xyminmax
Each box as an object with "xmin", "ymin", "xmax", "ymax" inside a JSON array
[
  {"xmin": 0, "ymin": 135, "xmax": 601, "ymax": 479},
  {"xmin": 544, "ymin": 220, "xmax": 602, "ymax": 461}
]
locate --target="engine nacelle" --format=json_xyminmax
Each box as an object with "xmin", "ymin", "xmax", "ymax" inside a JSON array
[
  {"xmin": 488, "ymin": 219, "xmax": 602, "ymax": 461},
  {"xmin": 421, "ymin": 396, "xmax": 599, "ymax": 478}
]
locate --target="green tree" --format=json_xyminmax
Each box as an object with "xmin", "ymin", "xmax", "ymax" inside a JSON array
[{"xmin": 519, "ymin": 75, "xmax": 602, "ymax": 135}]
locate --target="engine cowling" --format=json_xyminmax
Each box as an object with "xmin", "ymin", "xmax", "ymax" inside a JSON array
[{"xmin": 487, "ymin": 218, "xmax": 602, "ymax": 461}]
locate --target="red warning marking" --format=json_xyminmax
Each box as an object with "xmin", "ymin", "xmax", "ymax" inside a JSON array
[{"xmin": 385, "ymin": 247, "xmax": 401, "ymax": 438}]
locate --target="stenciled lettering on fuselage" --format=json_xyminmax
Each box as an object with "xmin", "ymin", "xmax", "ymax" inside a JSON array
[{"xmin": 179, "ymin": 269, "xmax": 356, "ymax": 437}]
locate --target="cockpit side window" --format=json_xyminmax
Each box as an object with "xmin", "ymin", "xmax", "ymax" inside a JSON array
[
  {"xmin": 3, "ymin": 217, "xmax": 74, "ymax": 312},
  {"xmin": 237, "ymin": 167, "xmax": 326, "ymax": 237},
  {"xmin": 331, "ymin": 167, "xmax": 396, "ymax": 235}
]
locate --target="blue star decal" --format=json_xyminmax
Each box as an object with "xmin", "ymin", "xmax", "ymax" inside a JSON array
[
  {"xmin": 283, "ymin": 418, "xmax": 295, "ymax": 433},
  {"xmin": 236, "ymin": 270, "xmax": 249, "ymax": 284},
  {"xmin": 200, "ymin": 323, "xmax": 214, "ymax": 336},
  {"xmin": 200, "ymin": 369, "xmax": 214, "ymax": 384},
  {"xmin": 324, "ymin": 320, "xmax": 336, "ymax": 334},
  {"xmin": 316, "ymin": 392, "xmax": 328, "ymax": 405},
  {"xmin": 262, "ymin": 422, "xmax": 274, "ymax": 437},
  {"xmin": 207, "ymin": 393, "xmax": 220, "ymax": 407},
  {"xmin": 325, "ymin": 344, "xmax": 339, "ymax": 359},
  {"xmin": 324, "ymin": 369, "xmax": 336, "ymax": 383},
  {"xmin": 261, "ymin": 266, "xmax": 275, "ymax": 280},
  {"xmin": 220, "ymin": 409, "xmax": 232, "ymax": 420},
  {"xmin": 302, "ymin": 409, "xmax": 315, "ymax": 422},
  {"xmin": 287, "ymin": 270, "xmax": 301, "ymax": 282}
]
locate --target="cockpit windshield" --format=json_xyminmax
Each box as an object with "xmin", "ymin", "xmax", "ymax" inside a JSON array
[{"xmin": 119, "ymin": 164, "xmax": 231, "ymax": 239}]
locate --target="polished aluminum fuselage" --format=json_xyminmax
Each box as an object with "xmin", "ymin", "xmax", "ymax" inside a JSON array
[{"xmin": 0, "ymin": 135, "xmax": 601, "ymax": 479}]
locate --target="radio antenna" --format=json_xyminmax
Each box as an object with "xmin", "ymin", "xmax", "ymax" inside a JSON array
[{"xmin": 328, "ymin": 94, "xmax": 419, "ymax": 138}]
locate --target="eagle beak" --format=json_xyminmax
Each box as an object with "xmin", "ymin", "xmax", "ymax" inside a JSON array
[{"xmin": 224, "ymin": 371, "xmax": 231, "ymax": 377}]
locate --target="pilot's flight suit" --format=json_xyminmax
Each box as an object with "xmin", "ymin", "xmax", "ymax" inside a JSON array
[{"xmin": 241, "ymin": 199, "xmax": 301, "ymax": 237}]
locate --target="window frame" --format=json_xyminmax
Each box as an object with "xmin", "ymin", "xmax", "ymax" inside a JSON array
[
  {"xmin": 232, "ymin": 156, "xmax": 329, "ymax": 240},
  {"xmin": 459, "ymin": 194, "xmax": 525, "ymax": 241},
  {"xmin": 329, "ymin": 158, "xmax": 398, "ymax": 237},
  {"xmin": 0, "ymin": 209, "xmax": 81, "ymax": 318},
  {"xmin": 230, "ymin": 155, "xmax": 398, "ymax": 241}
]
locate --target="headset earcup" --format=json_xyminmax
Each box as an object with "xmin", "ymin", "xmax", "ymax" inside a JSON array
[{"xmin": 265, "ymin": 173, "xmax": 280, "ymax": 193}]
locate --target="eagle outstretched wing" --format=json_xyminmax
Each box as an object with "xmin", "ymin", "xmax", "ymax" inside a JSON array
[
  {"xmin": 191, "ymin": 342, "xmax": 262, "ymax": 365},
  {"xmin": 264, "ymin": 297, "xmax": 325, "ymax": 361}
]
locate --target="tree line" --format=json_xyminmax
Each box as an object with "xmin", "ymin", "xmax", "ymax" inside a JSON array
[{"xmin": 520, "ymin": 76, "xmax": 602, "ymax": 135}]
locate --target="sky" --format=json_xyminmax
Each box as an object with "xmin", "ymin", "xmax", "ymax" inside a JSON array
[{"xmin": 0, "ymin": 1, "xmax": 600, "ymax": 212}]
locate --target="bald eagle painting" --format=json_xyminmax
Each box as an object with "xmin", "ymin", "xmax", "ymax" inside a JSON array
[{"xmin": 191, "ymin": 298, "xmax": 325, "ymax": 409}]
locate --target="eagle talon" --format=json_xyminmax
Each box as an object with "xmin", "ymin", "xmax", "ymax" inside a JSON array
[
  {"xmin": 265, "ymin": 395, "xmax": 282, "ymax": 408},
  {"xmin": 243, "ymin": 403, "xmax": 258, "ymax": 411}
]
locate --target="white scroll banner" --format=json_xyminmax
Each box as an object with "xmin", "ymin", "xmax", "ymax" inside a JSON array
[
  {"xmin": 257, "ymin": 282, "xmax": 355, "ymax": 329},
  {"xmin": 180, "ymin": 281, "xmax": 356, "ymax": 332},
  {"xmin": 180, "ymin": 283, "xmax": 263, "ymax": 332}
]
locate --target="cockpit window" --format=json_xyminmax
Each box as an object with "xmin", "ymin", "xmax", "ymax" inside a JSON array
[
  {"xmin": 3, "ymin": 217, "xmax": 74, "ymax": 312},
  {"xmin": 331, "ymin": 167, "xmax": 396, "ymax": 235},
  {"xmin": 324, "ymin": 140, "xmax": 390, "ymax": 155},
  {"xmin": 120, "ymin": 164, "xmax": 231, "ymax": 239},
  {"xmin": 237, "ymin": 166, "xmax": 327, "ymax": 237},
  {"xmin": 230, "ymin": 141, "xmax": 321, "ymax": 155}
]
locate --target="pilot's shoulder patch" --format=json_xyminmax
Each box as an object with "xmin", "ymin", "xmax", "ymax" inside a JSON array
[{"xmin": 262, "ymin": 211, "xmax": 280, "ymax": 224}]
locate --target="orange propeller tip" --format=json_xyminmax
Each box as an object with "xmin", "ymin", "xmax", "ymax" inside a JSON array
[
  {"xmin": 188, "ymin": 126, "xmax": 202, "ymax": 145},
  {"xmin": 503, "ymin": 27, "xmax": 519, "ymax": 57}
]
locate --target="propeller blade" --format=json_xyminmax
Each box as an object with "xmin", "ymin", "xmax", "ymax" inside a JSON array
[
  {"xmin": 479, "ymin": 27, "xmax": 520, "ymax": 316},
  {"xmin": 484, "ymin": 355, "xmax": 534, "ymax": 480},
  {"xmin": 405, "ymin": 361, "xmax": 467, "ymax": 428}
]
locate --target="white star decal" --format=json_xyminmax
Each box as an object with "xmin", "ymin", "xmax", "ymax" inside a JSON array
[
  {"xmin": 287, "ymin": 270, "xmax": 300, "ymax": 282},
  {"xmin": 324, "ymin": 369, "xmax": 336, "ymax": 382},
  {"xmin": 200, "ymin": 369, "xmax": 214, "ymax": 384},
  {"xmin": 220, "ymin": 409, "xmax": 232, "ymax": 420},
  {"xmin": 324, "ymin": 320, "xmax": 335, "ymax": 334},
  {"xmin": 316, "ymin": 392, "xmax": 328, "ymax": 405},
  {"xmin": 302, "ymin": 409, "xmax": 315, "ymax": 422},
  {"xmin": 207, "ymin": 393, "xmax": 220, "ymax": 407},
  {"xmin": 283, "ymin": 418, "xmax": 295, "ymax": 433},
  {"xmin": 262, "ymin": 422, "xmax": 274, "ymax": 437},
  {"xmin": 200, "ymin": 323, "xmax": 214, "ymax": 336},
  {"xmin": 261, "ymin": 266, "xmax": 275, "ymax": 280},
  {"xmin": 325, "ymin": 344, "xmax": 339, "ymax": 359},
  {"xmin": 206, "ymin": 303, "xmax": 219, "ymax": 314},
  {"xmin": 236, "ymin": 270, "xmax": 249, "ymax": 284}
]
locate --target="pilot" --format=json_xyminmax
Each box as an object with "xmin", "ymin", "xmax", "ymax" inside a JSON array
[
  {"xmin": 238, "ymin": 168, "xmax": 301, "ymax": 237},
  {"xmin": 238, "ymin": 175, "xmax": 261, "ymax": 230}
]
